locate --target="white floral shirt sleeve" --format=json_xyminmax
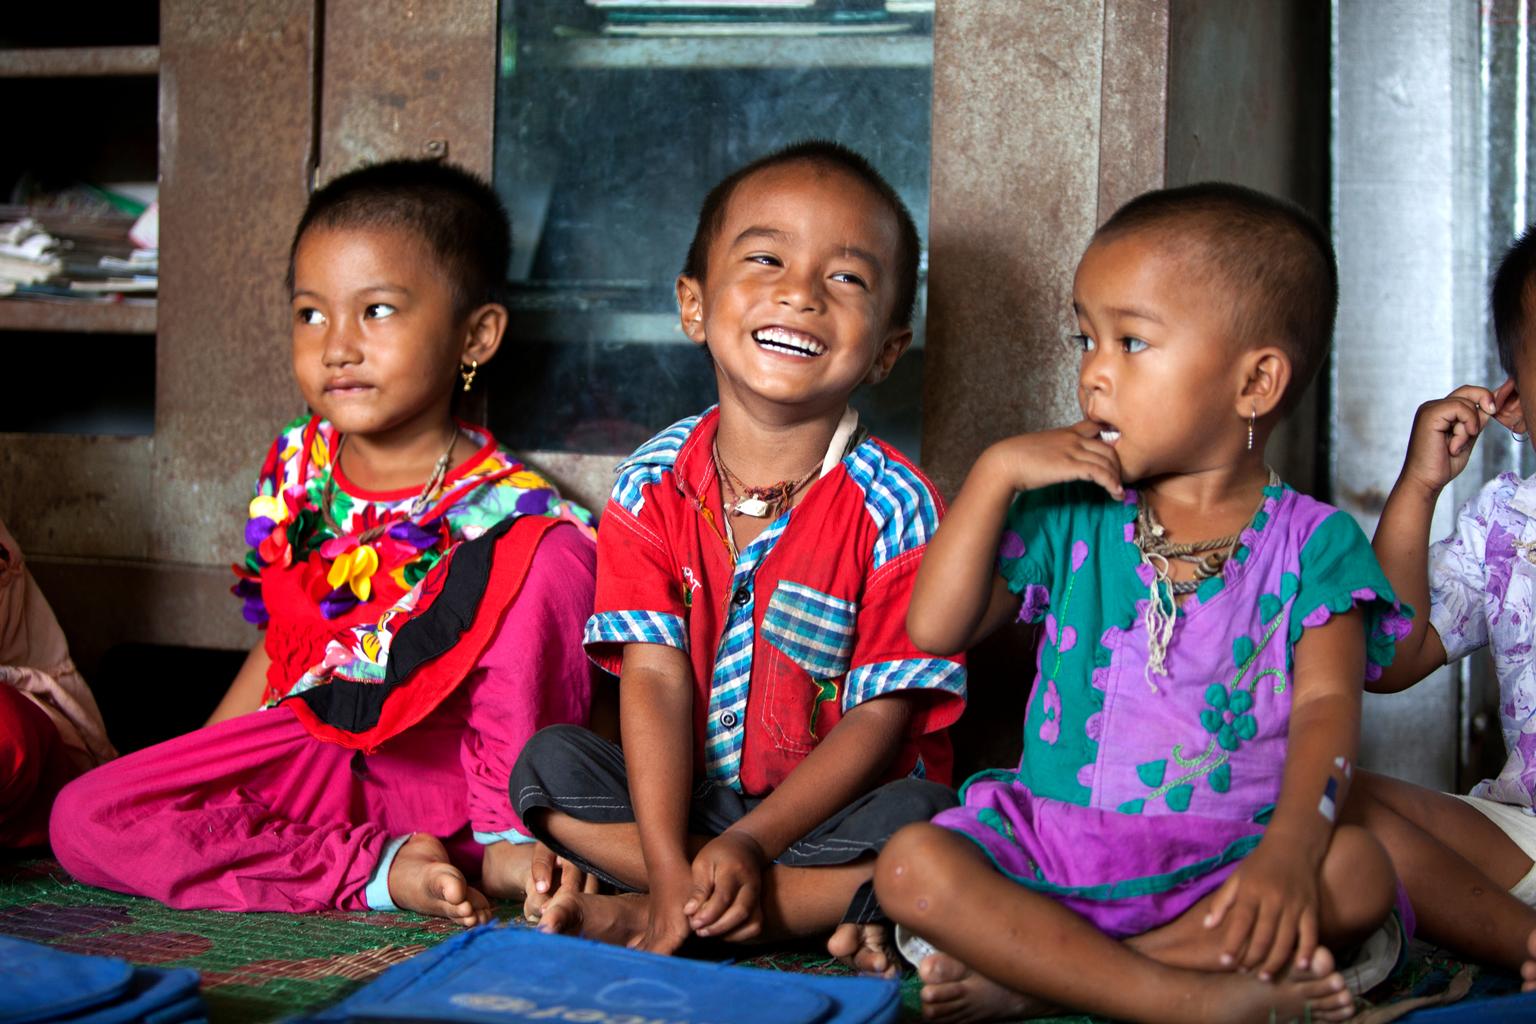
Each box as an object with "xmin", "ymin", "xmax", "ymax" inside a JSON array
[
  {"xmin": 1428, "ymin": 472, "xmax": 1536, "ymax": 809},
  {"xmin": 1427, "ymin": 476, "xmax": 1513, "ymax": 661}
]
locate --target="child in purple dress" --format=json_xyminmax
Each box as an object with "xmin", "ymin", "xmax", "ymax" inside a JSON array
[
  {"xmin": 1346, "ymin": 224, "xmax": 1536, "ymax": 989},
  {"xmin": 874, "ymin": 184, "xmax": 1410, "ymax": 1024}
]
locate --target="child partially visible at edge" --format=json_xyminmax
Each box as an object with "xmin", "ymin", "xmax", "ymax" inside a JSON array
[
  {"xmin": 1345, "ymin": 224, "xmax": 1536, "ymax": 990},
  {"xmin": 875, "ymin": 184, "xmax": 1408, "ymax": 1024},
  {"xmin": 507, "ymin": 140, "xmax": 965, "ymax": 970},
  {"xmin": 51, "ymin": 159, "xmax": 598, "ymax": 924}
]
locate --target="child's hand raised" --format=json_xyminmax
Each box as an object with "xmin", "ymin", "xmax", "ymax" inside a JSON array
[
  {"xmin": 1399, "ymin": 383, "xmax": 1513, "ymax": 496},
  {"xmin": 685, "ymin": 830, "xmax": 768, "ymax": 940},
  {"xmin": 984, "ymin": 421, "xmax": 1124, "ymax": 500},
  {"xmin": 1203, "ymin": 841, "xmax": 1321, "ymax": 981}
]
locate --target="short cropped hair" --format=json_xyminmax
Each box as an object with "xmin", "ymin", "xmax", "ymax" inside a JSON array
[
  {"xmin": 1492, "ymin": 224, "xmax": 1536, "ymax": 379},
  {"xmin": 1094, "ymin": 183, "xmax": 1338, "ymax": 406},
  {"xmin": 287, "ymin": 159, "xmax": 511, "ymax": 319},
  {"xmin": 682, "ymin": 140, "xmax": 922, "ymax": 328}
]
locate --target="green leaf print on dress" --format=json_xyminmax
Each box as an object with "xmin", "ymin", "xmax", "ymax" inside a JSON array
[{"xmin": 1131, "ymin": 571, "xmax": 1300, "ymax": 813}]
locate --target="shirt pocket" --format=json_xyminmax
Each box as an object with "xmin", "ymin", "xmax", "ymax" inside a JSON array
[
  {"xmin": 759, "ymin": 581, "xmax": 857, "ymax": 755},
  {"xmin": 761, "ymin": 580, "xmax": 857, "ymax": 679}
]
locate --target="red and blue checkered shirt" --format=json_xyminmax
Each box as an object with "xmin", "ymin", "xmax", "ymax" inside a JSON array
[{"xmin": 585, "ymin": 407, "xmax": 966, "ymax": 796}]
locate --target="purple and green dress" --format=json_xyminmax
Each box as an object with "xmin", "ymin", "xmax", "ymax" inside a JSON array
[{"xmin": 932, "ymin": 480, "xmax": 1410, "ymax": 937}]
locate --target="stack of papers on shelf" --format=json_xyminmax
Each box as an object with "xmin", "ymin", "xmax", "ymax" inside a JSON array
[
  {"xmin": 0, "ymin": 219, "xmax": 63, "ymax": 290},
  {"xmin": 0, "ymin": 182, "xmax": 159, "ymax": 304}
]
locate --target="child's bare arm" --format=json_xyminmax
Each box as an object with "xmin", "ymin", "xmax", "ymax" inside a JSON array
[
  {"xmin": 206, "ymin": 642, "xmax": 271, "ymax": 726},
  {"xmin": 1371, "ymin": 384, "xmax": 1509, "ymax": 692},
  {"xmin": 685, "ymin": 692, "xmax": 916, "ymax": 939},
  {"xmin": 909, "ymin": 422, "xmax": 1122, "ymax": 655},
  {"xmin": 1205, "ymin": 610, "xmax": 1365, "ymax": 978},
  {"xmin": 619, "ymin": 642, "xmax": 699, "ymax": 954}
]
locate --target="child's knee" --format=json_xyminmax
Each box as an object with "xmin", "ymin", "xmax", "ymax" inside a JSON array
[
  {"xmin": 1322, "ymin": 823, "xmax": 1397, "ymax": 936},
  {"xmin": 875, "ymin": 823, "xmax": 963, "ymax": 922},
  {"xmin": 47, "ymin": 771, "xmax": 105, "ymax": 871}
]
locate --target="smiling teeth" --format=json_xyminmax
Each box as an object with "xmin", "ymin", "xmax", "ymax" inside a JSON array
[
  {"xmin": 1100, "ymin": 430, "xmax": 1121, "ymax": 443},
  {"xmin": 753, "ymin": 327, "xmax": 826, "ymax": 356}
]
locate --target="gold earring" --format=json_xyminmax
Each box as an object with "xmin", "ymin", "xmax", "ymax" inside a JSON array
[
  {"xmin": 460, "ymin": 359, "xmax": 478, "ymax": 392},
  {"xmin": 1247, "ymin": 405, "xmax": 1256, "ymax": 451}
]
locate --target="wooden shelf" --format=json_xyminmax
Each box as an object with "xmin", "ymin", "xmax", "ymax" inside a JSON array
[
  {"xmin": 0, "ymin": 46, "xmax": 159, "ymax": 78},
  {"xmin": 0, "ymin": 299, "xmax": 155, "ymax": 334}
]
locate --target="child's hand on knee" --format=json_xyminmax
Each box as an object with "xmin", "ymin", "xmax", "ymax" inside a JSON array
[
  {"xmin": 685, "ymin": 830, "xmax": 767, "ymax": 939},
  {"xmin": 1203, "ymin": 844, "xmax": 1321, "ymax": 981}
]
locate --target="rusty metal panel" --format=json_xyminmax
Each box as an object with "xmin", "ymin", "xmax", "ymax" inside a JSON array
[
  {"xmin": 1167, "ymin": 0, "xmax": 1330, "ymax": 494},
  {"xmin": 924, "ymin": 0, "xmax": 1115, "ymax": 777},
  {"xmin": 521, "ymin": 450, "xmax": 620, "ymax": 518},
  {"xmin": 318, "ymin": 0, "xmax": 497, "ymax": 181},
  {"xmin": 28, "ymin": 558, "xmax": 254, "ymax": 678},
  {"xmin": 1334, "ymin": 0, "xmax": 1487, "ymax": 790},
  {"xmin": 1168, "ymin": 0, "xmax": 1328, "ymax": 206},
  {"xmin": 1098, "ymin": 0, "xmax": 1170, "ymax": 221},
  {"xmin": 0, "ymin": 435, "xmax": 154, "ymax": 560},
  {"xmin": 923, "ymin": 1, "xmax": 1110, "ymax": 499},
  {"xmin": 155, "ymin": 1, "xmax": 318, "ymax": 566}
]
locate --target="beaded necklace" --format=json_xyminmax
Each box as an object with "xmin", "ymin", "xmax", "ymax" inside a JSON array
[
  {"xmin": 320, "ymin": 428, "xmax": 460, "ymax": 544},
  {"xmin": 1134, "ymin": 468, "xmax": 1278, "ymax": 690}
]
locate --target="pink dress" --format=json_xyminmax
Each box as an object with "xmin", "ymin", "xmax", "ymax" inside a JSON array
[{"xmin": 49, "ymin": 417, "xmax": 597, "ymax": 912}]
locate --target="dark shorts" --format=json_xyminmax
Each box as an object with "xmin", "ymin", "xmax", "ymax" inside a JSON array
[{"xmin": 509, "ymin": 724, "xmax": 957, "ymax": 923}]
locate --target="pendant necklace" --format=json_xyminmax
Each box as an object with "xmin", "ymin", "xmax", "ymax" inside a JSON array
[{"xmin": 712, "ymin": 441, "xmax": 821, "ymax": 521}]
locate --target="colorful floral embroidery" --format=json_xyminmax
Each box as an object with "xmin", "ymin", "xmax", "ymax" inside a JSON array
[{"xmin": 232, "ymin": 416, "xmax": 593, "ymax": 625}]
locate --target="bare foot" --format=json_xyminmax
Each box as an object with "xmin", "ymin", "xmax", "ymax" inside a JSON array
[
  {"xmin": 1197, "ymin": 946, "xmax": 1355, "ymax": 1024},
  {"xmin": 1523, "ymin": 928, "xmax": 1536, "ymax": 992},
  {"xmin": 480, "ymin": 839, "xmax": 534, "ymax": 901},
  {"xmin": 916, "ymin": 951, "xmax": 1053, "ymax": 1023},
  {"xmin": 386, "ymin": 833, "xmax": 491, "ymax": 927},
  {"xmin": 828, "ymin": 922, "xmax": 898, "ymax": 977},
  {"xmin": 539, "ymin": 889, "xmax": 650, "ymax": 946},
  {"xmin": 912, "ymin": 947, "xmax": 1353, "ymax": 1024}
]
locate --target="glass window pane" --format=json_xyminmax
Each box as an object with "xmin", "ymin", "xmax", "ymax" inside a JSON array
[{"xmin": 491, "ymin": 1, "xmax": 933, "ymax": 456}]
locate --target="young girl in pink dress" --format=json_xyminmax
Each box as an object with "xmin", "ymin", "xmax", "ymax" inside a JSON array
[{"xmin": 50, "ymin": 159, "xmax": 597, "ymax": 924}]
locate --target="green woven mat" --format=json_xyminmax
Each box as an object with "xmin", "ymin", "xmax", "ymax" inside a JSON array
[
  {"xmin": 0, "ymin": 858, "xmax": 937, "ymax": 1023},
  {"xmin": 4, "ymin": 857, "xmax": 1518, "ymax": 1023},
  {"xmin": 0, "ymin": 858, "xmax": 466, "ymax": 1021}
]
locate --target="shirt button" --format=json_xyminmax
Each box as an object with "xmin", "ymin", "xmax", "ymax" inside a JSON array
[
  {"xmin": 732, "ymin": 585, "xmax": 751, "ymax": 606},
  {"xmin": 721, "ymin": 711, "xmax": 739, "ymax": 728}
]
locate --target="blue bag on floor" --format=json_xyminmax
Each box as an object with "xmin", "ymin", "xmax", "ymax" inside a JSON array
[
  {"xmin": 295, "ymin": 924, "xmax": 900, "ymax": 1024},
  {"xmin": 1401, "ymin": 990, "xmax": 1536, "ymax": 1022},
  {"xmin": 0, "ymin": 935, "xmax": 204, "ymax": 1024}
]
